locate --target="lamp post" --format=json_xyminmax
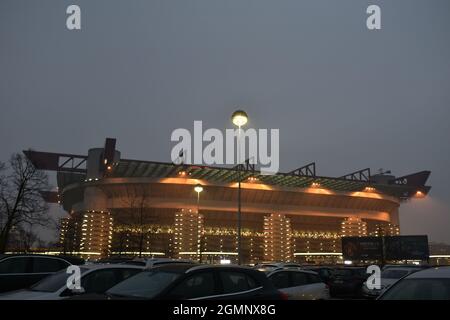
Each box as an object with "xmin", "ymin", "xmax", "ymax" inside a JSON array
[
  {"xmin": 231, "ymin": 110, "xmax": 248, "ymax": 265},
  {"xmin": 194, "ymin": 184, "xmax": 203, "ymax": 263}
]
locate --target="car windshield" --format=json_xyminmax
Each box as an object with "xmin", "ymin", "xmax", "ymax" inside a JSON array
[
  {"xmin": 380, "ymin": 279, "xmax": 450, "ymax": 300},
  {"xmin": 381, "ymin": 269, "xmax": 410, "ymax": 279},
  {"xmin": 30, "ymin": 267, "xmax": 89, "ymax": 292},
  {"xmin": 107, "ymin": 270, "xmax": 181, "ymax": 299}
]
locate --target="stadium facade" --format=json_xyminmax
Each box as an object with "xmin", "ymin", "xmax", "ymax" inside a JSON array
[{"xmin": 25, "ymin": 138, "xmax": 431, "ymax": 264}]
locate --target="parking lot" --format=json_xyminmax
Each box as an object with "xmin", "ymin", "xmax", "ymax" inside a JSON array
[{"xmin": 1, "ymin": 254, "xmax": 449, "ymax": 300}]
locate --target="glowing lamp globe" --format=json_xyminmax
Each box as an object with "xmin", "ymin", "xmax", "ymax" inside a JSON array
[
  {"xmin": 194, "ymin": 184, "xmax": 203, "ymax": 193},
  {"xmin": 231, "ymin": 110, "xmax": 248, "ymax": 127}
]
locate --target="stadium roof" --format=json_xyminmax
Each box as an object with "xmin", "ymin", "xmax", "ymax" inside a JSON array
[{"xmin": 24, "ymin": 149, "xmax": 431, "ymax": 201}]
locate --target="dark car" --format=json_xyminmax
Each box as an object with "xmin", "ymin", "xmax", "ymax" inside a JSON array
[
  {"xmin": 0, "ymin": 254, "xmax": 84, "ymax": 293},
  {"xmin": 302, "ymin": 266, "xmax": 335, "ymax": 284},
  {"xmin": 381, "ymin": 264, "xmax": 430, "ymax": 271},
  {"xmin": 70, "ymin": 263, "xmax": 287, "ymax": 300},
  {"xmin": 328, "ymin": 267, "xmax": 368, "ymax": 298}
]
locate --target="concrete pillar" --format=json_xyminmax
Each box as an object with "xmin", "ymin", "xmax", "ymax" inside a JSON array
[
  {"xmin": 173, "ymin": 209, "xmax": 204, "ymax": 261},
  {"xmin": 79, "ymin": 187, "xmax": 113, "ymax": 259},
  {"xmin": 263, "ymin": 213, "xmax": 293, "ymax": 262},
  {"xmin": 80, "ymin": 210, "xmax": 113, "ymax": 259}
]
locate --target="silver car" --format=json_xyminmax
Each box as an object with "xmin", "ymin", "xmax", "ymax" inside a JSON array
[
  {"xmin": 255, "ymin": 262, "xmax": 303, "ymax": 272},
  {"xmin": 120, "ymin": 257, "xmax": 193, "ymax": 268},
  {"xmin": 378, "ymin": 266, "xmax": 450, "ymax": 300},
  {"xmin": 362, "ymin": 267, "xmax": 419, "ymax": 298},
  {"xmin": 267, "ymin": 268, "xmax": 330, "ymax": 300},
  {"xmin": 0, "ymin": 264, "xmax": 143, "ymax": 300}
]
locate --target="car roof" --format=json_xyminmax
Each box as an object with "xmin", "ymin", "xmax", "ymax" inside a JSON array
[
  {"xmin": 383, "ymin": 264, "xmax": 427, "ymax": 269},
  {"xmin": 186, "ymin": 264, "xmax": 258, "ymax": 273},
  {"xmin": 149, "ymin": 263, "xmax": 200, "ymax": 273},
  {"xmin": 149, "ymin": 263, "xmax": 266, "ymax": 275},
  {"xmin": 97, "ymin": 257, "xmax": 135, "ymax": 263},
  {"xmin": 405, "ymin": 266, "xmax": 450, "ymax": 279},
  {"xmin": 0, "ymin": 254, "xmax": 84, "ymax": 265},
  {"xmin": 146, "ymin": 259, "xmax": 193, "ymax": 265},
  {"xmin": 267, "ymin": 269, "xmax": 318, "ymax": 276},
  {"xmin": 382, "ymin": 267, "xmax": 419, "ymax": 272},
  {"xmin": 259, "ymin": 262, "xmax": 301, "ymax": 266},
  {"xmin": 0, "ymin": 253, "xmax": 59, "ymax": 259},
  {"xmin": 80, "ymin": 263, "xmax": 144, "ymax": 270}
]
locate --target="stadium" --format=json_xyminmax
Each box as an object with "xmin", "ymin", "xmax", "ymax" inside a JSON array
[{"xmin": 24, "ymin": 138, "xmax": 431, "ymax": 264}]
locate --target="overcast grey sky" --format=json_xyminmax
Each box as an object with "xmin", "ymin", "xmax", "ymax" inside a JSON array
[{"xmin": 1, "ymin": 0, "xmax": 449, "ymax": 244}]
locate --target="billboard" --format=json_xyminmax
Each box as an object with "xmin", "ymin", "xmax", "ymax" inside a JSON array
[
  {"xmin": 342, "ymin": 237, "xmax": 383, "ymax": 260},
  {"xmin": 384, "ymin": 235, "xmax": 429, "ymax": 260},
  {"xmin": 342, "ymin": 235, "xmax": 430, "ymax": 261}
]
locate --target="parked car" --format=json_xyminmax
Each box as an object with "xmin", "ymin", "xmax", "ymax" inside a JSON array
[
  {"xmin": 70, "ymin": 263, "xmax": 287, "ymax": 300},
  {"xmin": 0, "ymin": 264, "xmax": 143, "ymax": 300},
  {"xmin": 382, "ymin": 264, "xmax": 429, "ymax": 271},
  {"xmin": 0, "ymin": 254, "xmax": 84, "ymax": 293},
  {"xmin": 120, "ymin": 258, "xmax": 194, "ymax": 268},
  {"xmin": 378, "ymin": 266, "xmax": 450, "ymax": 300},
  {"xmin": 267, "ymin": 269, "xmax": 330, "ymax": 300},
  {"xmin": 96, "ymin": 257, "xmax": 136, "ymax": 264},
  {"xmin": 255, "ymin": 262, "xmax": 303, "ymax": 272},
  {"xmin": 362, "ymin": 267, "xmax": 419, "ymax": 298},
  {"xmin": 144, "ymin": 258, "xmax": 193, "ymax": 269},
  {"xmin": 328, "ymin": 267, "xmax": 368, "ymax": 298},
  {"xmin": 302, "ymin": 266, "xmax": 335, "ymax": 284}
]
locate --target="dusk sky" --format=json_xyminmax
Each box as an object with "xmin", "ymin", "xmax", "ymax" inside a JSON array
[{"xmin": 1, "ymin": 0, "xmax": 449, "ymax": 243}]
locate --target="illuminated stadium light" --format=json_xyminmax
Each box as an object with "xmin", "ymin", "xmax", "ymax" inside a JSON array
[
  {"xmin": 231, "ymin": 110, "xmax": 248, "ymax": 128},
  {"xmin": 415, "ymin": 190, "xmax": 425, "ymax": 198},
  {"xmin": 194, "ymin": 184, "xmax": 203, "ymax": 193}
]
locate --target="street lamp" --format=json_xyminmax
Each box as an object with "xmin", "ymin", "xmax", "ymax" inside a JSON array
[
  {"xmin": 231, "ymin": 110, "xmax": 248, "ymax": 127},
  {"xmin": 231, "ymin": 109, "xmax": 248, "ymax": 265},
  {"xmin": 194, "ymin": 184, "xmax": 203, "ymax": 262},
  {"xmin": 194, "ymin": 184, "xmax": 204, "ymax": 194}
]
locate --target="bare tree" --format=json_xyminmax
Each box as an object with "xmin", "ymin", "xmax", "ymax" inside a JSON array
[
  {"xmin": 111, "ymin": 185, "xmax": 153, "ymax": 258},
  {"xmin": 0, "ymin": 153, "xmax": 50, "ymax": 253}
]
